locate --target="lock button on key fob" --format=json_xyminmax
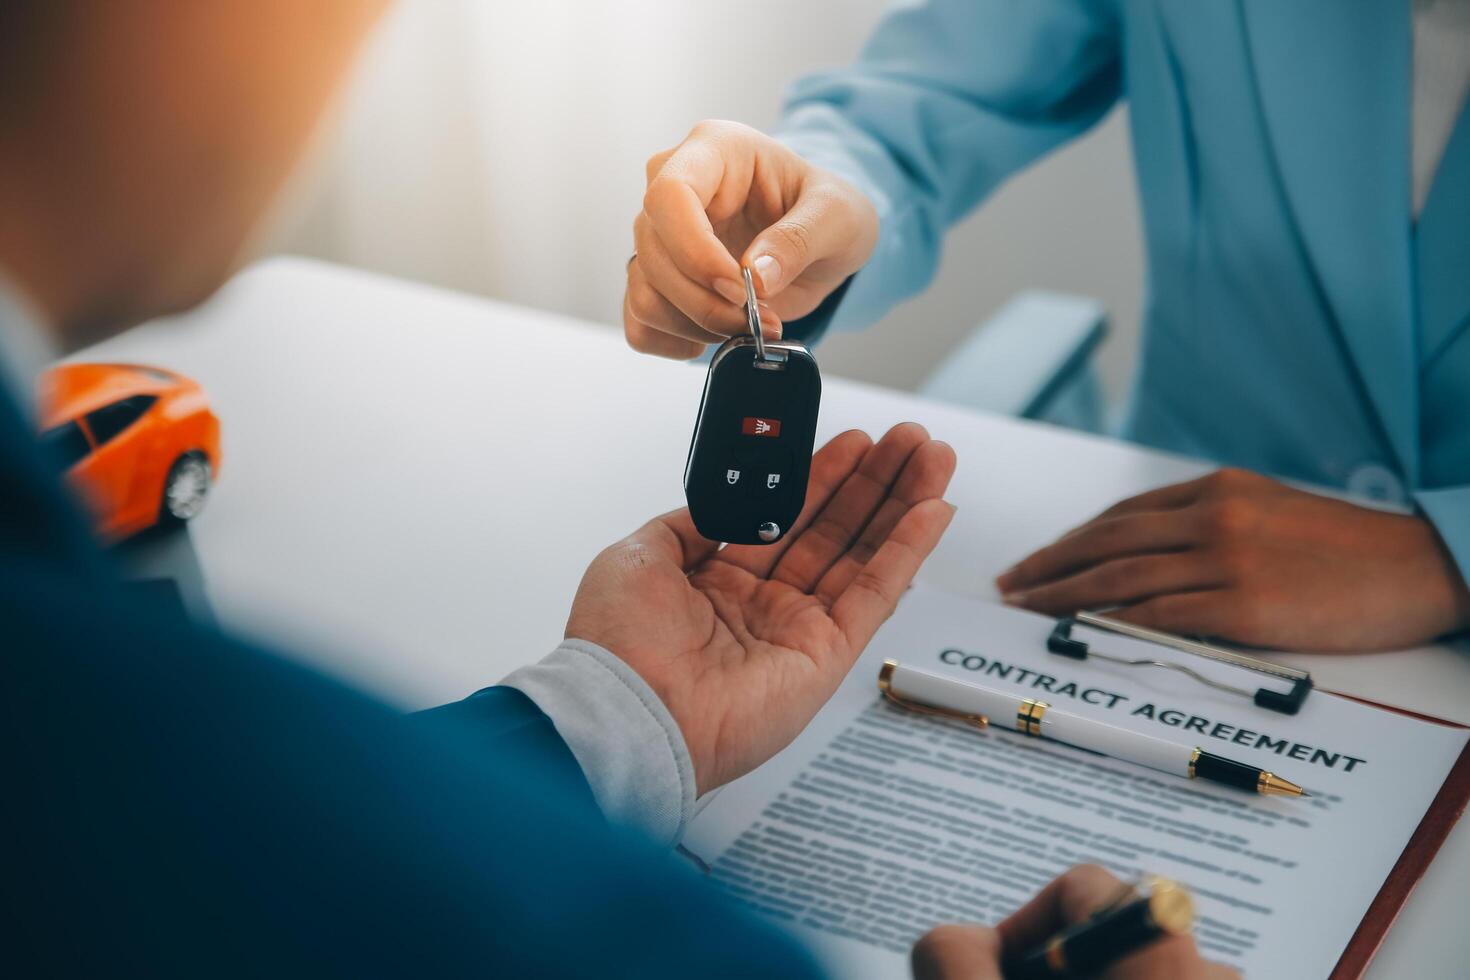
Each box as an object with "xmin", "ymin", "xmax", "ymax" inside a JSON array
[{"xmin": 684, "ymin": 336, "xmax": 820, "ymax": 545}]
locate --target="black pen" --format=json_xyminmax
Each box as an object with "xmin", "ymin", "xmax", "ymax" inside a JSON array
[{"xmin": 1001, "ymin": 877, "xmax": 1194, "ymax": 979}]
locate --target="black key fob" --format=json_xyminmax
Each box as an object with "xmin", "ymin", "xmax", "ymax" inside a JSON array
[{"xmin": 684, "ymin": 336, "xmax": 821, "ymax": 545}]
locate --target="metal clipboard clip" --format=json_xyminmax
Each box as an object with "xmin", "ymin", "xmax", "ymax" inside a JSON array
[{"xmin": 1048, "ymin": 611, "xmax": 1313, "ymax": 715}]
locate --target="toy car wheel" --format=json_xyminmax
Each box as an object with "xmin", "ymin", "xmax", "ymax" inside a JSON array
[{"xmin": 161, "ymin": 452, "xmax": 211, "ymax": 523}]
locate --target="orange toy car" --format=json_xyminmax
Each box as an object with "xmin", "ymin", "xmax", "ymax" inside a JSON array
[{"xmin": 38, "ymin": 363, "xmax": 221, "ymax": 542}]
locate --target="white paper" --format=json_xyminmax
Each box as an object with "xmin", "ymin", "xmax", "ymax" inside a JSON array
[{"xmin": 685, "ymin": 587, "xmax": 1468, "ymax": 978}]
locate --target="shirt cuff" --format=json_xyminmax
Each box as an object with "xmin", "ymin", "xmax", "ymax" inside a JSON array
[
  {"xmin": 775, "ymin": 123, "xmax": 926, "ymax": 337},
  {"xmin": 1414, "ymin": 484, "xmax": 1470, "ymax": 588},
  {"xmin": 501, "ymin": 639, "xmax": 696, "ymax": 845}
]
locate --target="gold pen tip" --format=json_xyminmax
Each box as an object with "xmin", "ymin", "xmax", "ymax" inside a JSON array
[{"xmin": 1257, "ymin": 771, "xmax": 1307, "ymax": 797}]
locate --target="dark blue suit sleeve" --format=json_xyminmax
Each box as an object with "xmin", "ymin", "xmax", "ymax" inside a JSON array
[
  {"xmin": 417, "ymin": 686, "xmax": 599, "ymax": 814},
  {"xmin": 4, "ymin": 565, "xmax": 825, "ymax": 978},
  {"xmin": 2, "ymin": 373, "xmax": 823, "ymax": 978}
]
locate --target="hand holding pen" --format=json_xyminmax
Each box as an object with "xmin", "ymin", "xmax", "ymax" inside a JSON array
[{"xmin": 912, "ymin": 865, "xmax": 1238, "ymax": 980}]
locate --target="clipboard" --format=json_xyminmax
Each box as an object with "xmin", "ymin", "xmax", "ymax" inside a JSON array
[
  {"xmin": 1327, "ymin": 693, "xmax": 1470, "ymax": 979},
  {"xmin": 686, "ymin": 588, "xmax": 1470, "ymax": 979},
  {"xmin": 1048, "ymin": 613, "xmax": 1469, "ymax": 976}
]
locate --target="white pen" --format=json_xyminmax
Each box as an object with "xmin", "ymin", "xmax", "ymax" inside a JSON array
[{"xmin": 877, "ymin": 660, "xmax": 1307, "ymax": 798}]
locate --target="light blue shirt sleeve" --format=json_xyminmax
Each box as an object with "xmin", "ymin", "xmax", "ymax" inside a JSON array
[
  {"xmin": 1414, "ymin": 487, "xmax": 1470, "ymax": 590},
  {"xmin": 770, "ymin": 0, "xmax": 1470, "ymax": 610},
  {"xmin": 774, "ymin": 0, "xmax": 1123, "ymax": 334},
  {"xmin": 502, "ymin": 639, "xmax": 697, "ymax": 845}
]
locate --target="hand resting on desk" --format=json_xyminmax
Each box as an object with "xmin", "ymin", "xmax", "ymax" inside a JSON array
[
  {"xmin": 997, "ymin": 467, "xmax": 1470, "ymax": 652},
  {"xmin": 565, "ymin": 423, "xmax": 956, "ymax": 795}
]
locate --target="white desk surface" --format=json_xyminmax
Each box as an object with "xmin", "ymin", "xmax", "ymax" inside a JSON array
[{"xmin": 85, "ymin": 257, "xmax": 1469, "ymax": 978}]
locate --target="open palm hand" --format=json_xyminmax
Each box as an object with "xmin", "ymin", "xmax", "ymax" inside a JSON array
[{"xmin": 567, "ymin": 424, "xmax": 957, "ymax": 794}]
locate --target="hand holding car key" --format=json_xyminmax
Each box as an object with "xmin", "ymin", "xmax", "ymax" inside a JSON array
[{"xmin": 683, "ymin": 266, "xmax": 821, "ymax": 544}]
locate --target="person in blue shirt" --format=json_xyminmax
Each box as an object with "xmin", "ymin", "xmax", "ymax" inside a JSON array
[
  {"xmin": 0, "ymin": 1, "xmax": 1232, "ymax": 977},
  {"xmin": 625, "ymin": 0, "xmax": 1470, "ymax": 654}
]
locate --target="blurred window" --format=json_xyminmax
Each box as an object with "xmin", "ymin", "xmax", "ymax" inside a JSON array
[
  {"xmin": 87, "ymin": 395, "xmax": 158, "ymax": 447},
  {"xmin": 39, "ymin": 421, "xmax": 92, "ymax": 469}
]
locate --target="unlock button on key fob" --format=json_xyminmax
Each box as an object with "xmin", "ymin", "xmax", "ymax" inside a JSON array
[{"xmin": 749, "ymin": 447, "xmax": 792, "ymax": 497}]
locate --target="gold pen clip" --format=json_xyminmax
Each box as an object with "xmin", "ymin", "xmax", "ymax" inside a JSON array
[{"xmin": 877, "ymin": 660, "xmax": 990, "ymax": 730}]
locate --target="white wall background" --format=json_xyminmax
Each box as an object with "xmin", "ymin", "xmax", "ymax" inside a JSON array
[{"xmin": 271, "ymin": 0, "xmax": 1144, "ymax": 399}]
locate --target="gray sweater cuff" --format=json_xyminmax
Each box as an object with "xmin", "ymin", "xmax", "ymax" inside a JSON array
[{"xmin": 501, "ymin": 639, "xmax": 696, "ymax": 845}]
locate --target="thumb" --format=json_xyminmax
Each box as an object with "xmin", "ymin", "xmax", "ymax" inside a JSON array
[{"xmin": 743, "ymin": 182, "xmax": 864, "ymax": 297}]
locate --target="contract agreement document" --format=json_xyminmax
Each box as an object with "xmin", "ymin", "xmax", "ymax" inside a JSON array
[{"xmin": 684, "ymin": 586, "xmax": 1468, "ymax": 978}]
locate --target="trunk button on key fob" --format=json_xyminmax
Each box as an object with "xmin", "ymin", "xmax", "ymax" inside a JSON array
[{"xmin": 683, "ymin": 267, "xmax": 821, "ymax": 545}]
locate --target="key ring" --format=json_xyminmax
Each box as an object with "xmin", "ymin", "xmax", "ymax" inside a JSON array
[{"xmin": 742, "ymin": 265, "xmax": 770, "ymax": 363}]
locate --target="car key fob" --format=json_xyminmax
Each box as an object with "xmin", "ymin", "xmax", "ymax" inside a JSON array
[{"xmin": 683, "ymin": 334, "xmax": 821, "ymax": 545}]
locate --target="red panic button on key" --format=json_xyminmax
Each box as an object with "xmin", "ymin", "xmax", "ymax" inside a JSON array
[{"xmin": 741, "ymin": 417, "xmax": 782, "ymax": 438}]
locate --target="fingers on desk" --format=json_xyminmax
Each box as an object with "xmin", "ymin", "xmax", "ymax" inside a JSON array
[
  {"xmin": 1106, "ymin": 592, "xmax": 1240, "ymax": 640},
  {"xmin": 1073, "ymin": 472, "xmax": 1215, "ymax": 528},
  {"xmin": 1005, "ymin": 551, "xmax": 1224, "ymax": 617},
  {"xmin": 997, "ymin": 508, "xmax": 1199, "ymax": 593}
]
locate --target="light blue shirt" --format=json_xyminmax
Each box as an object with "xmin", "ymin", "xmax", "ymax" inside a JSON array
[{"xmin": 777, "ymin": 0, "xmax": 1470, "ymax": 582}]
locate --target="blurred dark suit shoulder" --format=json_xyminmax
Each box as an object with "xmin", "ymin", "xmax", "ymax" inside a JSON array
[{"xmin": 0, "ymin": 385, "xmax": 819, "ymax": 978}]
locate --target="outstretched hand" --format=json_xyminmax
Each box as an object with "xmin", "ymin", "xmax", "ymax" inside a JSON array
[{"xmin": 566, "ymin": 424, "xmax": 957, "ymax": 794}]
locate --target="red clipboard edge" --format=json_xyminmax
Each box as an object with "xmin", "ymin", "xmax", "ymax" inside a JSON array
[{"xmin": 1325, "ymin": 691, "xmax": 1470, "ymax": 979}]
